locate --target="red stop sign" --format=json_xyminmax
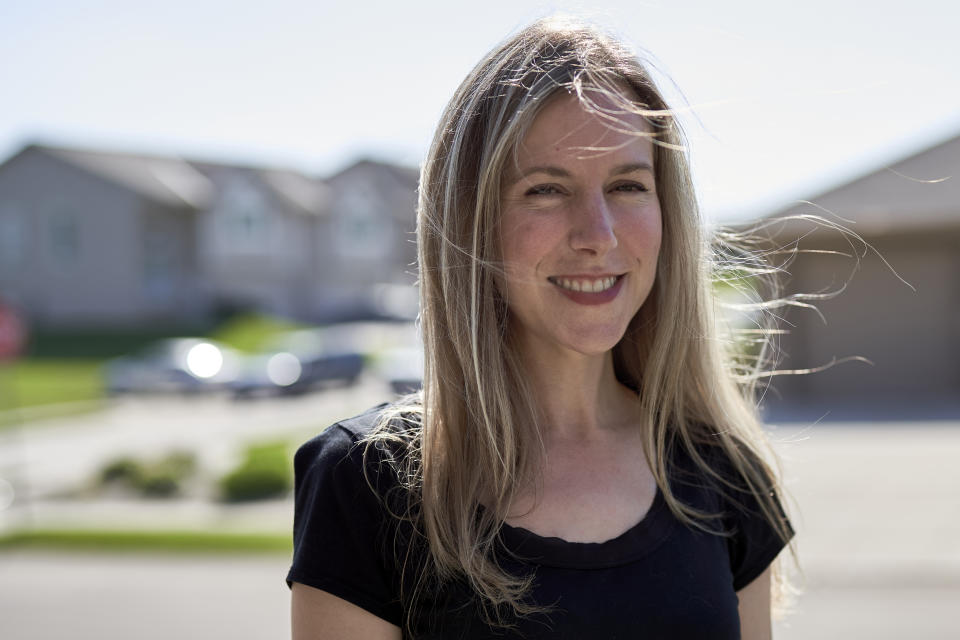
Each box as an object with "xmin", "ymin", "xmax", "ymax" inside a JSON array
[{"xmin": 0, "ymin": 304, "xmax": 27, "ymax": 361}]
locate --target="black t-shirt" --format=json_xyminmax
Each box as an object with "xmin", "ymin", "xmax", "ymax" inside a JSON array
[{"xmin": 286, "ymin": 404, "xmax": 791, "ymax": 639}]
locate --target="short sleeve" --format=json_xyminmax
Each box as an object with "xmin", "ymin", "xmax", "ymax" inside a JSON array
[
  {"xmin": 723, "ymin": 465, "xmax": 794, "ymax": 592},
  {"xmin": 286, "ymin": 420, "xmax": 404, "ymax": 626}
]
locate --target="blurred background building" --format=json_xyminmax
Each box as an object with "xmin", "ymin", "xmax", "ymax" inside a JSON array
[
  {"xmin": 762, "ymin": 131, "xmax": 960, "ymax": 419},
  {"xmin": 0, "ymin": 144, "xmax": 418, "ymax": 329}
]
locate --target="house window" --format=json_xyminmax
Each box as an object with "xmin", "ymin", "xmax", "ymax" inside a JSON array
[
  {"xmin": 143, "ymin": 227, "xmax": 176, "ymax": 302},
  {"xmin": 228, "ymin": 207, "xmax": 267, "ymax": 243},
  {"xmin": 49, "ymin": 212, "xmax": 80, "ymax": 268},
  {"xmin": 335, "ymin": 190, "xmax": 389, "ymax": 258},
  {"xmin": 218, "ymin": 181, "xmax": 271, "ymax": 253},
  {"xmin": 0, "ymin": 207, "xmax": 26, "ymax": 270}
]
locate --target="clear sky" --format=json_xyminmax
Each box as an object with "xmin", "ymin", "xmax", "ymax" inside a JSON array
[{"xmin": 2, "ymin": 0, "xmax": 958, "ymax": 222}]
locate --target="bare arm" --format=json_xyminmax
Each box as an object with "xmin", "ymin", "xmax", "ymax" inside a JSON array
[
  {"xmin": 291, "ymin": 582, "xmax": 402, "ymax": 640},
  {"xmin": 737, "ymin": 567, "xmax": 772, "ymax": 640}
]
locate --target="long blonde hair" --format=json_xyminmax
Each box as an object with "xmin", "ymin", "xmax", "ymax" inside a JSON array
[{"xmin": 367, "ymin": 15, "xmax": 794, "ymax": 629}]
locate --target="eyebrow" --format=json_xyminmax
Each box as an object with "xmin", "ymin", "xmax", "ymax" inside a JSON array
[
  {"xmin": 509, "ymin": 162, "xmax": 654, "ymax": 186},
  {"xmin": 610, "ymin": 162, "xmax": 654, "ymax": 176}
]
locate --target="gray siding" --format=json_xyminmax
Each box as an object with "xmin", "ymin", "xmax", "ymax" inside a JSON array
[
  {"xmin": 760, "ymin": 132, "xmax": 960, "ymax": 415},
  {"xmin": 767, "ymin": 229, "xmax": 960, "ymax": 411},
  {"xmin": 196, "ymin": 173, "xmax": 317, "ymax": 319},
  {"xmin": 311, "ymin": 162, "xmax": 417, "ymax": 319},
  {"xmin": 0, "ymin": 149, "xmax": 188, "ymax": 327}
]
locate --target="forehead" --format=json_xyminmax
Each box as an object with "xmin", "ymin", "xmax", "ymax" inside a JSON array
[{"xmin": 515, "ymin": 90, "xmax": 655, "ymax": 168}]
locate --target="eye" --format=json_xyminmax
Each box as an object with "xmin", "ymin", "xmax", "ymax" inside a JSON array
[
  {"xmin": 524, "ymin": 184, "xmax": 564, "ymax": 197},
  {"xmin": 610, "ymin": 181, "xmax": 649, "ymax": 194}
]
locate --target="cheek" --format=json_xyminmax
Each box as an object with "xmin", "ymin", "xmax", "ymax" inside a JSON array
[
  {"xmin": 498, "ymin": 219, "xmax": 532, "ymax": 303},
  {"xmin": 622, "ymin": 207, "xmax": 663, "ymax": 259},
  {"xmin": 501, "ymin": 217, "xmax": 550, "ymax": 270}
]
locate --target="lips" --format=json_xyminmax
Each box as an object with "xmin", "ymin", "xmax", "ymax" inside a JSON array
[
  {"xmin": 548, "ymin": 274, "xmax": 625, "ymax": 305},
  {"xmin": 548, "ymin": 276, "xmax": 618, "ymax": 293}
]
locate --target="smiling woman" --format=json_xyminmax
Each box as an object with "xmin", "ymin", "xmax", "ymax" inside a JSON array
[{"xmin": 288, "ymin": 15, "xmax": 794, "ymax": 640}]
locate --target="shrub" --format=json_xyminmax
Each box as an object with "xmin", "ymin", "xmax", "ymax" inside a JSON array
[
  {"xmin": 155, "ymin": 449, "xmax": 197, "ymax": 477},
  {"xmin": 97, "ymin": 450, "xmax": 198, "ymax": 498},
  {"xmin": 219, "ymin": 441, "xmax": 292, "ymax": 502},
  {"xmin": 99, "ymin": 457, "xmax": 144, "ymax": 486},
  {"xmin": 136, "ymin": 469, "xmax": 182, "ymax": 498}
]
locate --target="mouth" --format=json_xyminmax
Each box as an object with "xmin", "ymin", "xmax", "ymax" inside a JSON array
[{"xmin": 547, "ymin": 274, "xmax": 623, "ymax": 293}]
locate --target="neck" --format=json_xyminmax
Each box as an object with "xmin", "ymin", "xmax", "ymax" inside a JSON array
[{"xmin": 516, "ymin": 337, "xmax": 640, "ymax": 442}]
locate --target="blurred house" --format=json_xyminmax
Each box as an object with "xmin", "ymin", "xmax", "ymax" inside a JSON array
[
  {"xmin": 760, "ymin": 131, "xmax": 960, "ymax": 418},
  {"xmin": 0, "ymin": 144, "xmax": 418, "ymax": 329},
  {"xmin": 319, "ymin": 160, "xmax": 419, "ymax": 319}
]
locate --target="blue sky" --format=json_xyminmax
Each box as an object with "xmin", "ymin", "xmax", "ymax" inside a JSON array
[{"xmin": 2, "ymin": 0, "xmax": 959, "ymax": 222}]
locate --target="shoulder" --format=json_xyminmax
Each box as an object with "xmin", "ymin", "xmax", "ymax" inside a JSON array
[
  {"xmin": 295, "ymin": 403, "xmax": 388, "ymax": 463},
  {"xmin": 289, "ymin": 402, "xmax": 423, "ymax": 567},
  {"xmin": 667, "ymin": 428, "xmax": 792, "ymax": 590},
  {"xmin": 292, "ymin": 402, "xmax": 420, "ymax": 504},
  {"xmin": 667, "ymin": 429, "xmax": 773, "ymax": 492},
  {"xmin": 664, "ymin": 429, "xmax": 785, "ymax": 536},
  {"xmin": 288, "ymin": 402, "xmax": 421, "ymax": 625}
]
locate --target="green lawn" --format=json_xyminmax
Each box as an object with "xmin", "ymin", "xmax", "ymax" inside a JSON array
[
  {"xmin": 0, "ymin": 528, "xmax": 291, "ymax": 554},
  {"xmin": 0, "ymin": 360, "xmax": 105, "ymax": 427}
]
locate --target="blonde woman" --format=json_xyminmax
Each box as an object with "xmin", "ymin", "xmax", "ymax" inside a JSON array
[{"xmin": 288, "ymin": 16, "xmax": 793, "ymax": 640}]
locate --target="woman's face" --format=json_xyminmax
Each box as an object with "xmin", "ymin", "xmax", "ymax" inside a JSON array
[{"xmin": 498, "ymin": 91, "xmax": 662, "ymax": 358}]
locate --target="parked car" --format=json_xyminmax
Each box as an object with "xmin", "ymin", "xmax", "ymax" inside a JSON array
[
  {"xmin": 374, "ymin": 346, "xmax": 424, "ymax": 395},
  {"xmin": 103, "ymin": 338, "xmax": 241, "ymax": 395},
  {"xmin": 229, "ymin": 330, "xmax": 365, "ymax": 399}
]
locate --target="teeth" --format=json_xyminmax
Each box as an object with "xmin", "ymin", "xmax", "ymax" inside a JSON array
[{"xmin": 555, "ymin": 276, "xmax": 617, "ymax": 293}]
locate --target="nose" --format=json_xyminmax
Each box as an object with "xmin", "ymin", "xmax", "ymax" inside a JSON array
[{"xmin": 569, "ymin": 193, "xmax": 617, "ymax": 255}]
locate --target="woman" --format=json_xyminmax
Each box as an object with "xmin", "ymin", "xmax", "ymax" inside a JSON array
[{"xmin": 288, "ymin": 16, "xmax": 794, "ymax": 640}]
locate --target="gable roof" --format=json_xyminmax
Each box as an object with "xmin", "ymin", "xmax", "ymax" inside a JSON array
[
  {"xmin": 325, "ymin": 158, "xmax": 419, "ymax": 223},
  {"xmin": 189, "ymin": 159, "xmax": 331, "ymax": 215},
  {"xmin": 36, "ymin": 145, "xmax": 216, "ymax": 209},
  {"xmin": 11, "ymin": 144, "xmax": 333, "ymax": 216},
  {"xmin": 326, "ymin": 158, "xmax": 419, "ymax": 188},
  {"xmin": 771, "ymin": 131, "xmax": 960, "ymax": 235}
]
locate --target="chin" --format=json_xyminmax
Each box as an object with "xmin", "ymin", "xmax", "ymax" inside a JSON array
[{"xmin": 563, "ymin": 325, "xmax": 630, "ymax": 356}]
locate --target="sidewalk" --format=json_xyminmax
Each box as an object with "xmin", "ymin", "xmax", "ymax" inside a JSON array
[{"xmin": 770, "ymin": 420, "xmax": 960, "ymax": 589}]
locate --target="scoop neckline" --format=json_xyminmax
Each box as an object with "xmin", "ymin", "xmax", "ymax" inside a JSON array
[{"xmin": 494, "ymin": 486, "xmax": 677, "ymax": 569}]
